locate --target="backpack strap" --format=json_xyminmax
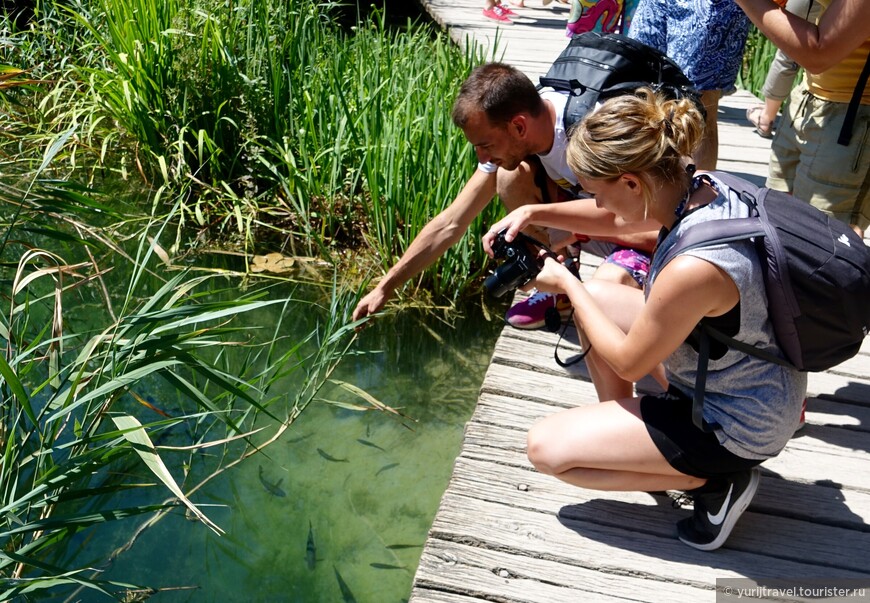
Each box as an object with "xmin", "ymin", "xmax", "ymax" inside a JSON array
[
  {"xmin": 838, "ymin": 51, "xmax": 870, "ymax": 147},
  {"xmin": 692, "ymin": 326, "xmax": 718, "ymax": 432}
]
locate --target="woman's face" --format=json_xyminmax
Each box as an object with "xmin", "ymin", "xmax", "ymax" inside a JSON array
[{"xmin": 577, "ymin": 174, "xmax": 647, "ymax": 222}]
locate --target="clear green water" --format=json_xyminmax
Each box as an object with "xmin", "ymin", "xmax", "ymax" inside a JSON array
[{"xmin": 94, "ymin": 300, "xmax": 504, "ymax": 602}]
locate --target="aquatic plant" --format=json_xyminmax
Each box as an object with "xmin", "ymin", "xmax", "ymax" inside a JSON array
[
  {"xmin": 0, "ymin": 168, "xmax": 361, "ymax": 598},
  {"xmin": 4, "ymin": 0, "xmax": 501, "ymax": 308}
]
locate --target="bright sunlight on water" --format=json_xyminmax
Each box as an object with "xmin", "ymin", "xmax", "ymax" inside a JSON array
[{"xmin": 95, "ymin": 298, "xmax": 504, "ymax": 602}]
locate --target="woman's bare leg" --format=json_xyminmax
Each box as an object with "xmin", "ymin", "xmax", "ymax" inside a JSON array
[{"xmin": 527, "ymin": 397, "xmax": 706, "ymax": 492}]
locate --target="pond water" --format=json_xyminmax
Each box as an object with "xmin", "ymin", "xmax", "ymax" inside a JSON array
[{"xmin": 91, "ymin": 294, "xmax": 505, "ymax": 602}]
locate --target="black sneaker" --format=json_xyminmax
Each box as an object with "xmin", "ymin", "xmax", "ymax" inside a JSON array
[{"xmin": 676, "ymin": 468, "xmax": 760, "ymax": 551}]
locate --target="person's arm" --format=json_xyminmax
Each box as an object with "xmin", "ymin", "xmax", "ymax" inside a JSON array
[
  {"xmin": 531, "ymin": 254, "xmax": 739, "ymax": 381},
  {"xmin": 352, "ymin": 168, "xmax": 497, "ymax": 322},
  {"xmin": 734, "ymin": 0, "xmax": 870, "ymax": 73},
  {"xmin": 482, "ymin": 198, "xmax": 660, "ymax": 255}
]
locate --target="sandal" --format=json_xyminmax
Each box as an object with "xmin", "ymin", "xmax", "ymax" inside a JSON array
[{"xmin": 746, "ymin": 105, "xmax": 774, "ymax": 139}]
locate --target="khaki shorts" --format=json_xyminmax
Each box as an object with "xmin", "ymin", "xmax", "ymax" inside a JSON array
[{"xmin": 767, "ymin": 83, "xmax": 870, "ymax": 230}]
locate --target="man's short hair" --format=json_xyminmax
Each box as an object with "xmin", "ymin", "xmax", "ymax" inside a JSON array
[{"xmin": 452, "ymin": 63, "xmax": 545, "ymax": 128}]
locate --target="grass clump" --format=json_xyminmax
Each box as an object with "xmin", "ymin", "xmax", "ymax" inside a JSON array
[{"xmin": 4, "ymin": 0, "xmax": 501, "ymax": 308}]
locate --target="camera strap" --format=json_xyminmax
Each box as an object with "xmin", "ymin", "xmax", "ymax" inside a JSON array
[{"xmin": 552, "ymin": 308, "xmax": 592, "ymax": 368}]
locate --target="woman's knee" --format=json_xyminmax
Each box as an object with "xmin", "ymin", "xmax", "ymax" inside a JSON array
[
  {"xmin": 526, "ymin": 421, "xmax": 576, "ymax": 475},
  {"xmin": 526, "ymin": 423, "xmax": 554, "ymax": 474},
  {"xmin": 591, "ymin": 262, "xmax": 640, "ymax": 288}
]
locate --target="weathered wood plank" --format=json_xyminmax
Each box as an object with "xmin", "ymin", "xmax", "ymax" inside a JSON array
[
  {"xmin": 412, "ymin": 539, "xmax": 714, "ymax": 602},
  {"xmin": 496, "ymin": 324, "xmax": 870, "ymax": 405},
  {"xmin": 442, "ymin": 460, "xmax": 870, "ymax": 572},
  {"xmin": 426, "ymin": 492, "xmax": 870, "ymax": 582},
  {"xmin": 409, "ymin": 589, "xmax": 488, "ymax": 603}
]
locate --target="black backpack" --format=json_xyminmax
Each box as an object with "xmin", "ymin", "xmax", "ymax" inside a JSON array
[
  {"xmin": 539, "ymin": 32, "xmax": 700, "ymax": 133},
  {"xmin": 656, "ymin": 172, "xmax": 870, "ymax": 431}
]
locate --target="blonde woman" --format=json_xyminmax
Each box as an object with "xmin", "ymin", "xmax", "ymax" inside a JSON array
[{"xmin": 483, "ymin": 88, "xmax": 807, "ymax": 550}]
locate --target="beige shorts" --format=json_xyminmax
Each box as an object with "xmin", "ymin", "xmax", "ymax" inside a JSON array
[{"xmin": 767, "ymin": 83, "xmax": 870, "ymax": 230}]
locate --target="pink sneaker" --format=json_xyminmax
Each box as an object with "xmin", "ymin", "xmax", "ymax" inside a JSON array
[
  {"xmin": 505, "ymin": 291, "xmax": 572, "ymax": 330},
  {"xmin": 482, "ymin": 5, "xmax": 513, "ymax": 23},
  {"xmin": 498, "ymin": 3, "xmax": 518, "ymax": 15}
]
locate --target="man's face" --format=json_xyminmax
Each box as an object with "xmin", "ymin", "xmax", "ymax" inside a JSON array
[{"xmin": 460, "ymin": 110, "xmax": 527, "ymax": 171}]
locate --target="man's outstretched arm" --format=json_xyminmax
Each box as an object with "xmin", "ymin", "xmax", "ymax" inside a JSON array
[{"xmin": 352, "ymin": 169, "xmax": 498, "ymax": 321}]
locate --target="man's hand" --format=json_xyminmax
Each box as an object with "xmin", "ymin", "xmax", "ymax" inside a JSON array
[
  {"xmin": 482, "ymin": 206, "xmax": 534, "ymax": 257},
  {"xmin": 352, "ymin": 287, "xmax": 390, "ymax": 324}
]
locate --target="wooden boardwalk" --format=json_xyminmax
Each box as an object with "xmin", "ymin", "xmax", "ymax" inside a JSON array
[{"xmin": 410, "ymin": 2, "xmax": 870, "ymax": 601}]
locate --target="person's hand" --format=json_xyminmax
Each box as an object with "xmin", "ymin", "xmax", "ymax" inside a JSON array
[
  {"xmin": 482, "ymin": 206, "xmax": 533, "ymax": 257},
  {"xmin": 352, "ymin": 287, "xmax": 390, "ymax": 325},
  {"xmin": 526, "ymin": 252, "xmax": 572, "ymax": 295}
]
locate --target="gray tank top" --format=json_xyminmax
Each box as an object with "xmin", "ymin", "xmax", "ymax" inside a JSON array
[{"xmin": 648, "ymin": 174, "xmax": 808, "ymax": 460}]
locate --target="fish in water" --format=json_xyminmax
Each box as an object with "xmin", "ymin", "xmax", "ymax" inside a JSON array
[
  {"xmin": 258, "ymin": 465, "xmax": 286, "ymax": 497},
  {"xmin": 385, "ymin": 543, "xmax": 422, "ymax": 550},
  {"xmin": 369, "ymin": 563, "xmax": 407, "ymax": 570},
  {"xmin": 333, "ymin": 565, "xmax": 357, "ymax": 603},
  {"xmin": 317, "ymin": 448, "xmax": 349, "ymax": 463},
  {"xmin": 356, "ymin": 438, "xmax": 386, "ymax": 452},
  {"xmin": 306, "ymin": 521, "xmax": 316, "ymax": 570},
  {"xmin": 375, "ymin": 462, "xmax": 399, "ymax": 476},
  {"xmin": 285, "ymin": 433, "xmax": 312, "ymax": 444}
]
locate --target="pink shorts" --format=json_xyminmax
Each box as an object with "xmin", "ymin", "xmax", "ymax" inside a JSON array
[{"xmin": 604, "ymin": 246, "xmax": 651, "ymax": 287}]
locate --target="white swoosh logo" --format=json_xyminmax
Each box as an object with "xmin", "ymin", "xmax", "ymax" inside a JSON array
[{"xmin": 707, "ymin": 483, "xmax": 734, "ymax": 526}]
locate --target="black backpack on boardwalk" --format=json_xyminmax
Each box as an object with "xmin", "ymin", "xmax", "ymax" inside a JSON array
[
  {"xmin": 539, "ymin": 32, "xmax": 700, "ymax": 132},
  {"xmin": 656, "ymin": 172, "xmax": 870, "ymax": 431}
]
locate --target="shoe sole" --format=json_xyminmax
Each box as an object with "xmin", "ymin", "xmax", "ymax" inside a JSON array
[{"xmin": 679, "ymin": 468, "xmax": 761, "ymax": 551}]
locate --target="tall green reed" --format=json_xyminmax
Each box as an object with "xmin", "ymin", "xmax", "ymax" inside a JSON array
[
  {"xmin": 738, "ymin": 27, "xmax": 780, "ymax": 99},
  {"xmin": 269, "ymin": 5, "xmax": 501, "ymax": 302}
]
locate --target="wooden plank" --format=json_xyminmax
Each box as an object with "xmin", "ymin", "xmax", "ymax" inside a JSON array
[
  {"xmin": 427, "ymin": 492, "xmax": 870, "ymax": 581},
  {"xmin": 496, "ymin": 325, "xmax": 870, "ymax": 405},
  {"xmin": 412, "ymin": 539, "xmax": 714, "ymax": 602},
  {"xmin": 410, "ymin": 589, "xmax": 487, "ymax": 603},
  {"xmin": 440, "ymin": 455, "xmax": 870, "ymax": 571}
]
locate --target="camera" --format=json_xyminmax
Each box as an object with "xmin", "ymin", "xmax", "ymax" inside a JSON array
[{"xmin": 483, "ymin": 230, "xmax": 545, "ymax": 298}]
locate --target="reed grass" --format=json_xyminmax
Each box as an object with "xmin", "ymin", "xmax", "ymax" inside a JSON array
[
  {"xmin": 738, "ymin": 27, "xmax": 780, "ymax": 99},
  {"xmin": 0, "ymin": 169, "xmax": 363, "ymax": 597},
  {"xmin": 4, "ymin": 0, "xmax": 499, "ymax": 309}
]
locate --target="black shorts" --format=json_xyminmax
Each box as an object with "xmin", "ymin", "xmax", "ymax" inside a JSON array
[{"xmin": 641, "ymin": 386, "xmax": 762, "ymax": 479}]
